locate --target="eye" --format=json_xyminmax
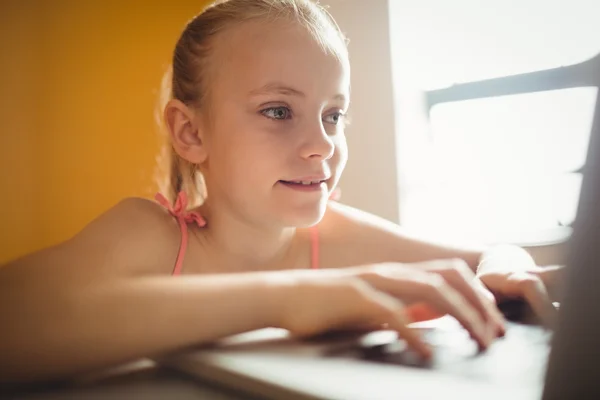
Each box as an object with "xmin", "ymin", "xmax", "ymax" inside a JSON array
[
  {"xmin": 323, "ymin": 111, "xmax": 345, "ymax": 125},
  {"xmin": 261, "ymin": 106, "xmax": 292, "ymax": 120}
]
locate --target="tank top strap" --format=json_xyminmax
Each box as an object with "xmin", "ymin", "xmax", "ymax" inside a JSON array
[
  {"xmin": 155, "ymin": 192, "xmax": 206, "ymax": 276},
  {"xmin": 309, "ymin": 225, "xmax": 320, "ymax": 269},
  {"xmin": 308, "ymin": 187, "xmax": 342, "ymax": 270},
  {"xmin": 156, "ymin": 188, "xmax": 340, "ymax": 273}
]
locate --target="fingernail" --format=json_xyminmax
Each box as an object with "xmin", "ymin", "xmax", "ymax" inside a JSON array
[
  {"xmin": 493, "ymin": 312, "xmax": 506, "ymax": 337},
  {"xmin": 422, "ymin": 344, "xmax": 434, "ymax": 360},
  {"xmin": 497, "ymin": 323, "xmax": 507, "ymax": 337}
]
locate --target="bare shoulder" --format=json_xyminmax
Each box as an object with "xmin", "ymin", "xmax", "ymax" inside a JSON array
[
  {"xmin": 316, "ymin": 201, "xmax": 483, "ymax": 269},
  {"xmin": 3, "ymin": 197, "xmax": 182, "ymax": 278},
  {"xmin": 71, "ymin": 197, "xmax": 182, "ymax": 275},
  {"xmin": 81, "ymin": 196, "xmax": 179, "ymax": 241}
]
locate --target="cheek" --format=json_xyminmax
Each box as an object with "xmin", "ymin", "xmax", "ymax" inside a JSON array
[
  {"xmin": 207, "ymin": 138, "xmax": 254, "ymax": 191},
  {"xmin": 227, "ymin": 138, "xmax": 280, "ymax": 186},
  {"xmin": 333, "ymin": 135, "xmax": 349, "ymax": 173}
]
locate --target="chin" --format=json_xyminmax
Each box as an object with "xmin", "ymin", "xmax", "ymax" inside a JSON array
[{"xmin": 278, "ymin": 201, "xmax": 327, "ymax": 228}]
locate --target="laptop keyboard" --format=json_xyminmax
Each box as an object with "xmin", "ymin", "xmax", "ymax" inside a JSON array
[{"xmin": 351, "ymin": 320, "xmax": 552, "ymax": 384}]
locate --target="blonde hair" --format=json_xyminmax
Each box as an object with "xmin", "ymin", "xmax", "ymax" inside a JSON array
[{"xmin": 155, "ymin": 0, "xmax": 348, "ymax": 206}]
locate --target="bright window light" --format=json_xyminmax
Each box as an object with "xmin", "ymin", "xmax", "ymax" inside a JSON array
[{"xmin": 389, "ymin": 0, "xmax": 600, "ymax": 244}]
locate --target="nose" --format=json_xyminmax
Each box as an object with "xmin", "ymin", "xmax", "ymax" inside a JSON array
[{"xmin": 299, "ymin": 120, "xmax": 335, "ymax": 161}]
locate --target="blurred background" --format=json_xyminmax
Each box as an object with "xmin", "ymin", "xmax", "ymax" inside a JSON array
[
  {"xmin": 0, "ymin": 0, "xmax": 214, "ymax": 262},
  {"xmin": 1, "ymin": 0, "xmax": 599, "ymax": 264}
]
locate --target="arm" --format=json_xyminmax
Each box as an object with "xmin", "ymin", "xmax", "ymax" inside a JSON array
[
  {"xmin": 320, "ymin": 201, "xmax": 548, "ymax": 272},
  {"xmin": 319, "ymin": 202, "xmax": 561, "ymax": 325},
  {"xmin": 319, "ymin": 201, "xmax": 486, "ymax": 271},
  {"xmin": 0, "ymin": 273, "xmax": 285, "ymax": 384},
  {"xmin": 0, "ymin": 199, "xmax": 285, "ymax": 383}
]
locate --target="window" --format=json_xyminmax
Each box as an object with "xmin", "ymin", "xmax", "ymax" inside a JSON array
[{"xmin": 389, "ymin": 0, "xmax": 600, "ymax": 244}]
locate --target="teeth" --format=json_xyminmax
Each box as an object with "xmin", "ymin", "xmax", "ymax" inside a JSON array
[{"xmin": 291, "ymin": 180, "xmax": 321, "ymax": 185}]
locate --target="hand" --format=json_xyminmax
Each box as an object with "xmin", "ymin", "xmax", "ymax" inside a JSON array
[
  {"xmin": 398, "ymin": 260, "xmax": 505, "ymax": 335},
  {"xmin": 274, "ymin": 259, "xmax": 504, "ymax": 359},
  {"xmin": 475, "ymin": 245, "xmax": 562, "ymax": 327},
  {"xmin": 478, "ymin": 265, "xmax": 563, "ymax": 328}
]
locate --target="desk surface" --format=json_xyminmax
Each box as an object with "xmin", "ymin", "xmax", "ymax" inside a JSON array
[
  {"xmin": 6, "ymin": 360, "xmax": 255, "ymax": 400},
  {"xmin": 6, "ymin": 321, "xmax": 549, "ymax": 400}
]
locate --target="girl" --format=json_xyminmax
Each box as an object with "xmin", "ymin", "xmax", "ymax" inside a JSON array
[{"xmin": 0, "ymin": 0, "xmax": 561, "ymax": 384}]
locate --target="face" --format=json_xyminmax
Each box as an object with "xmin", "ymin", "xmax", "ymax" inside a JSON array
[{"xmin": 198, "ymin": 18, "xmax": 350, "ymax": 228}]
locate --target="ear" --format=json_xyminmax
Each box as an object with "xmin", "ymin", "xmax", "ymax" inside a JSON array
[{"xmin": 164, "ymin": 99, "xmax": 207, "ymax": 164}]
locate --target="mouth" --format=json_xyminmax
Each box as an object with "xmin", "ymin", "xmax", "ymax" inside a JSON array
[
  {"xmin": 279, "ymin": 179, "xmax": 327, "ymax": 185},
  {"xmin": 278, "ymin": 177, "xmax": 329, "ymax": 192}
]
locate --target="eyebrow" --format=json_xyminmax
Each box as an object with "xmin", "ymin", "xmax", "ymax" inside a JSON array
[{"xmin": 249, "ymin": 82, "xmax": 347, "ymax": 102}]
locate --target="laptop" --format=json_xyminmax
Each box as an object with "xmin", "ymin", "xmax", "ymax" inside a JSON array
[
  {"xmin": 158, "ymin": 86, "xmax": 600, "ymax": 400},
  {"xmin": 160, "ymin": 315, "xmax": 553, "ymax": 399}
]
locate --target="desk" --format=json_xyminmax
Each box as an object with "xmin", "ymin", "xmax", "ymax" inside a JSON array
[{"xmin": 5, "ymin": 359, "xmax": 263, "ymax": 400}]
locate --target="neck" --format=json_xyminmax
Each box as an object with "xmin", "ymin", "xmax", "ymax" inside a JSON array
[{"xmin": 194, "ymin": 199, "xmax": 304, "ymax": 273}]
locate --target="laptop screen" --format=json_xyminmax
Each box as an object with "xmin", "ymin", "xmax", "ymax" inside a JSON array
[{"xmin": 542, "ymin": 53, "xmax": 600, "ymax": 399}]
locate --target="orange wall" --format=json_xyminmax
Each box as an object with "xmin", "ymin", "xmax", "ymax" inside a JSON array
[{"xmin": 0, "ymin": 0, "xmax": 212, "ymax": 263}]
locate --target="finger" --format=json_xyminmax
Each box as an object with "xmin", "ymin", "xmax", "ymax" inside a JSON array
[
  {"xmin": 357, "ymin": 267, "xmax": 490, "ymax": 347},
  {"xmin": 510, "ymin": 273, "xmax": 558, "ymax": 328},
  {"xmin": 424, "ymin": 260, "xmax": 506, "ymax": 336},
  {"xmin": 478, "ymin": 271, "xmax": 513, "ymax": 298},
  {"xmin": 446, "ymin": 261, "xmax": 506, "ymax": 335},
  {"xmin": 366, "ymin": 291, "xmax": 432, "ymax": 359},
  {"xmin": 533, "ymin": 266, "xmax": 563, "ymax": 301},
  {"xmin": 472, "ymin": 279, "xmax": 507, "ymax": 336},
  {"xmin": 418, "ymin": 276, "xmax": 491, "ymax": 348}
]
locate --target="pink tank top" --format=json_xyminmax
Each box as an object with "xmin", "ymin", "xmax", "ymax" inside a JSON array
[{"xmin": 155, "ymin": 192, "xmax": 321, "ymax": 275}]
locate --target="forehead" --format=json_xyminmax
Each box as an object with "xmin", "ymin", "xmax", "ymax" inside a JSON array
[{"xmin": 208, "ymin": 18, "xmax": 350, "ymax": 100}]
